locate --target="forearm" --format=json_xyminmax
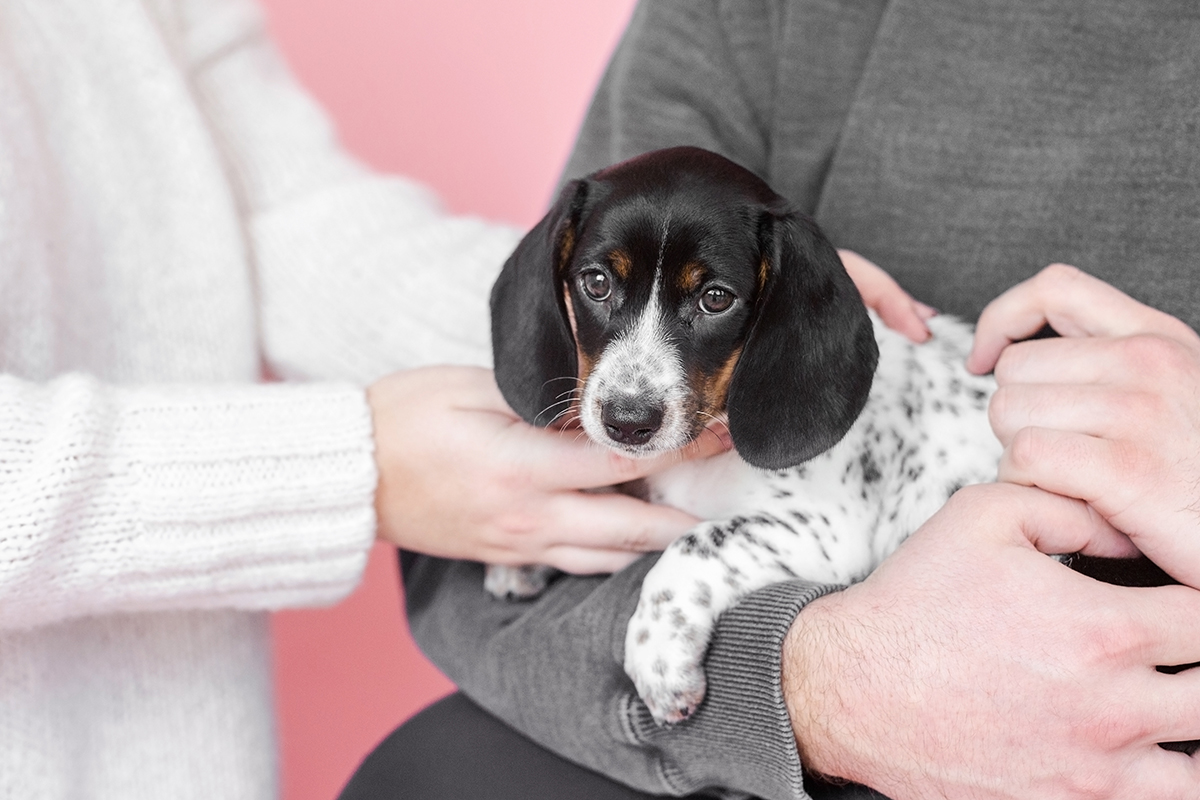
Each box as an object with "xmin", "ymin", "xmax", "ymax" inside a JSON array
[
  {"xmin": 0, "ymin": 373, "xmax": 376, "ymax": 630},
  {"xmin": 404, "ymin": 551, "xmax": 838, "ymax": 799}
]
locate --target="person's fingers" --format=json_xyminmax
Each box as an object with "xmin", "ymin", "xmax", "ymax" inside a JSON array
[
  {"xmin": 988, "ymin": 382, "xmax": 1149, "ymax": 445},
  {"xmin": 991, "ymin": 337, "xmax": 1121, "ymax": 385},
  {"xmin": 1125, "ymin": 747, "xmax": 1200, "ymax": 800},
  {"xmin": 1013, "ymin": 488, "xmax": 1136, "ymax": 559},
  {"xmin": 839, "ymin": 248, "xmax": 931, "ymax": 342},
  {"xmin": 875, "ymin": 294, "xmax": 933, "ymax": 343},
  {"xmin": 540, "ymin": 546, "xmax": 645, "ymax": 575},
  {"xmin": 948, "ymin": 484, "xmax": 1135, "ymax": 558},
  {"xmin": 968, "ymin": 264, "xmax": 1190, "ymax": 374},
  {"xmin": 505, "ymin": 417, "xmax": 732, "ymax": 491},
  {"xmin": 1127, "ymin": 585, "xmax": 1200, "ymax": 670},
  {"xmin": 993, "ymin": 334, "xmax": 1200, "ymax": 392},
  {"xmin": 541, "ymin": 491, "xmax": 700, "ymax": 553},
  {"xmin": 997, "ymin": 427, "xmax": 1141, "ymax": 515}
]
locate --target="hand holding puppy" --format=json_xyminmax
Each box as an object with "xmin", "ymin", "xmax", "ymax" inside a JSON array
[
  {"xmin": 970, "ymin": 263, "xmax": 1200, "ymax": 588},
  {"xmin": 367, "ymin": 365, "xmax": 728, "ymax": 573},
  {"xmin": 786, "ymin": 483, "xmax": 1200, "ymax": 800}
]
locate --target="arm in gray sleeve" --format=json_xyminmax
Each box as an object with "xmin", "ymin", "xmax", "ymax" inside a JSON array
[{"xmin": 404, "ymin": 552, "xmax": 839, "ymax": 800}]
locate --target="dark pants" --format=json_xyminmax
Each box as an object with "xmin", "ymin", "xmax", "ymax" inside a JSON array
[{"xmin": 339, "ymin": 692, "xmax": 887, "ymax": 800}]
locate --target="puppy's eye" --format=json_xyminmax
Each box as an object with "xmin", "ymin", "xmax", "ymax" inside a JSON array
[
  {"xmin": 581, "ymin": 270, "xmax": 612, "ymax": 301},
  {"xmin": 699, "ymin": 287, "xmax": 735, "ymax": 314}
]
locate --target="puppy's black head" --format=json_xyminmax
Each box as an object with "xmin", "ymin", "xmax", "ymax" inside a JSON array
[{"xmin": 490, "ymin": 146, "xmax": 878, "ymax": 470}]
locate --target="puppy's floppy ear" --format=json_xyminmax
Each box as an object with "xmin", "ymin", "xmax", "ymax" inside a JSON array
[
  {"xmin": 726, "ymin": 209, "xmax": 879, "ymax": 469},
  {"xmin": 490, "ymin": 179, "xmax": 590, "ymax": 425}
]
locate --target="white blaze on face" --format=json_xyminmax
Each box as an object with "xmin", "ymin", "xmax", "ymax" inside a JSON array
[{"xmin": 580, "ymin": 218, "xmax": 693, "ymax": 455}]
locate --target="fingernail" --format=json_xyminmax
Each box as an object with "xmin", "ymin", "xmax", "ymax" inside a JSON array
[{"xmin": 915, "ymin": 302, "xmax": 938, "ymax": 320}]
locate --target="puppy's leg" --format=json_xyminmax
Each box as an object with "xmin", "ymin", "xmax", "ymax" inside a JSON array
[{"xmin": 624, "ymin": 513, "xmax": 867, "ymax": 725}]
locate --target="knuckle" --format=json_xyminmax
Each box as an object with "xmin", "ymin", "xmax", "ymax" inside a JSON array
[
  {"xmin": 1061, "ymin": 762, "xmax": 1120, "ymax": 800},
  {"xmin": 1007, "ymin": 426, "xmax": 1044, "ymax": 472},
  {"xmin": 1119, "ymin": 334, "xmax": 1190, "ymax": 378},
  {"xmin": 987, "ymin": 384, "xmax": 1014, "ymax": 434},
  {"xmin": 944, "ymin": 481, "xmax": 1004, "ymax": 511},
  {"xmin": 1038, "ymin": 262, "xmax": 1083, "ymax": 290},
  {"xmin": 991, "ymin": 345, "xmax": 1021, "ymax": 384},
  {"xmin": 492, "ymin": 508, "xmax": 541, "ymax": 546}
]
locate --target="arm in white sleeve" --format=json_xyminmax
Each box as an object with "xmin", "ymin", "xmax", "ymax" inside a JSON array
[
  {"xmin": 181, "ymin": 0, "xmax": 522, "ymax": 384},
  {"xmin": 0, "ymin": 373, "xmax": 377, "ymax": 630}
]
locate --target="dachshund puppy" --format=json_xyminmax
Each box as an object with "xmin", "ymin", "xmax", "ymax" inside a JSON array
[{"xmin": 487, "ymin": 147, "xmax": 999, "ymax": 725}]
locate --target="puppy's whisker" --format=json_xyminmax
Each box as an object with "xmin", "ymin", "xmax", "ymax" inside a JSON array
[
  {"xmin": 535, "ymin": 396, "xmax": 583, "ymax": 426},
  {"xmin": 546, "ymin": 407, "xmax": 581, "ymax": 427}
]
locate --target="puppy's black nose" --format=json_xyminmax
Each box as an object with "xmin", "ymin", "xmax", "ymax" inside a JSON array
[{"xmin": 601, "ymin": 399, "xmax": 663, "ymax": 446}]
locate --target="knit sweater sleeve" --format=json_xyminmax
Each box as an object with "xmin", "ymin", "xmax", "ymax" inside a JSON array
[
  {"xmin": 0, "ymin": 373, "xmax": 377, "ymax": 630},
  {"xmin": 180, "ymin": 0, "xmax": 521, "ymax": 384}
]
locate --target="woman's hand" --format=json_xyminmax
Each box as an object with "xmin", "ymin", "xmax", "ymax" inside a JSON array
[
  {"xmin": 839, "ymin": 249, "xmax": 936, "ymax": 343},
  {"xmin": 367, "ymin": 366, "xmax": 729, "ymax": 573},
  {"xmin": 969, "ymin": 263, "xmax": 1200, "ymax": 587}
]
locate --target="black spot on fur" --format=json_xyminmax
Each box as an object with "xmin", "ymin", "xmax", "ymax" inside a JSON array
[{"xmin": 859, "ymin": 450, "xmax": 882, "ymax": 485}]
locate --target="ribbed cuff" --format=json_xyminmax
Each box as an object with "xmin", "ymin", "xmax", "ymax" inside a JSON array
[
  {"xmin": 0, "ymin": 375, "xmax": 377, "ymax": 628},
  {"xmin": 107, "ymin": 381, "xmax": 378, "ymax": 610},
  {"xmin": 626, "ymin": 579, "xmax": 843, "ymax": 800}
]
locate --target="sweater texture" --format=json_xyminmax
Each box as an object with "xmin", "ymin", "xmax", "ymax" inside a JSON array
[{"xmin": 0, "ymin": 0, "xmax": 518, "ymax": 797}]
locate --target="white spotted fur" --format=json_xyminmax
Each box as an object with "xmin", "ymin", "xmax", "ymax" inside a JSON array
[{"xmin": 623, "ymin": 312, "xmax": 999, "ymax": 723}]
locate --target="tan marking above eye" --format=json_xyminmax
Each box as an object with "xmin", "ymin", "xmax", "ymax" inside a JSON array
[
  {"xmin": 609, "ymin": 249, "xmax": 632, "ymax": 280},
  {"xmin": 757, "ymin": 256, "xmax": 770, "ymax": 293},
  {"xmin": 677, "ymin": 262, "xmax": 706, "ymax": 293}
]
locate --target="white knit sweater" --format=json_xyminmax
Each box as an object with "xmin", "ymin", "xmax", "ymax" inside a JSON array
[{"xmin": 0, "ymin": 0, "xmax": 521, "ymax": 796}]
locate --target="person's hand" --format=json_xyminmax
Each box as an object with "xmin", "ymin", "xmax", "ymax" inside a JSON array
[
  {"xmin": 366, "ymin": 366, "xmax": 729, "ymax": 573},
  {"xmin": 784, "ymin": 483, "xmax": 1200, "ymax": 800},
  {"xmin": 967, "ymin": 263, "xmax": 1200, "ymax": 588},
  {"xmin": 839, "ymin": 249, "xmax": 936, "ymax": 343}
]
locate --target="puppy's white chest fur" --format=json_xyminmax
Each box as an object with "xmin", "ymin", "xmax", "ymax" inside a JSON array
[{"xmin": 625, "ymin": 313, "xmax": 1001, "ymax": 723}]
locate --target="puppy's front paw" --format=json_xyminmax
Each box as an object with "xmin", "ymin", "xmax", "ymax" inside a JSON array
[
  {"xmin": 623, "ymin": 589, "xmax": 714, "ymax": 725},
  {"xmin": 484, "ymin": 564, "xmax": 558, "ymax": 599}
]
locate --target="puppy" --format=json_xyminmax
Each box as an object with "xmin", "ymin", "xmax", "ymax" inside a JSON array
[{"xmin": 487, "ymin": 146, "xmax": 1000, "ymax": 725}]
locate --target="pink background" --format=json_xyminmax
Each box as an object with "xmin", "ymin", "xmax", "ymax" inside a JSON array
[{"xmin": 257, "ymin": 2, "xmax": 637, "ymax": 799}]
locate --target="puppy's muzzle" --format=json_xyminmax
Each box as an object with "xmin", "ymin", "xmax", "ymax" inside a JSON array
[{"xmin": 600, "ymin": 397, "xmax": 664, "ymax": 446}]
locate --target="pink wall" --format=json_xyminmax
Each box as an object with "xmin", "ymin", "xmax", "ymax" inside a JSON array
[{"xmin": 259, "ymin": 2, "xmax": 636, "ymax": 799}]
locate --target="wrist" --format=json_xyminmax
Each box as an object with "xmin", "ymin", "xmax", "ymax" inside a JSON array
[{"xmin": 782, "ymin": 591, "xmax": 861, "ymax": 783}]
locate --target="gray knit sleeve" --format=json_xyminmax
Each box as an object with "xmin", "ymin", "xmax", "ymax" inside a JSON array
[{"xmin": 405, "ymin": 553, "xmax": 838, "ymax": 799}]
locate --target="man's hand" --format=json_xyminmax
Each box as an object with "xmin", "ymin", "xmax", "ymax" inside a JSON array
[
  {"xmin": 367, "ymin": 366, "xmax": 729, "ymax": 573},
  {"xmin": 784, "ymin": 484, "xmax": 1200, "ymax": 800},
  {"xmin": 839, "ymin": 249, "xmax": 936, "ymax": 343},
  {"xmin": 968, "ymin": 263, "xmax": 1200, "ymax": 588}
]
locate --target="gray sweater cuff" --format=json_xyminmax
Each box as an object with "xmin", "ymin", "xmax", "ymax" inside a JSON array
[{"xmin": 627, "ymin": 579, "xmax": 842, "ymax": 800}]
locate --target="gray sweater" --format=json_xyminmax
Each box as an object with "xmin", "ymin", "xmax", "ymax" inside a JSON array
[{"xmin": 405, "ymin": 2, "xmax": 1200, "ymax": 799}]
